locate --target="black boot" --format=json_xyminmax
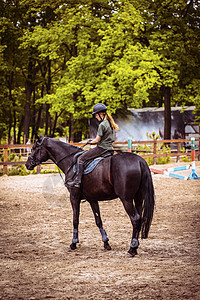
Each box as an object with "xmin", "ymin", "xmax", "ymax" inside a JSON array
[{"xmin": 67, "ymin": 162, "xmax": 84, "ymax": 188}]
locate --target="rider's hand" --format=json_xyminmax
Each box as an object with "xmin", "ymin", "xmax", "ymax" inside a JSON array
[{"xmin": 87, "ymin": 139, "xmax": 93, "ymax": 144}]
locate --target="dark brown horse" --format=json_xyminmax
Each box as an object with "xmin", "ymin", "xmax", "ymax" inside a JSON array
[{"xmin": 25, "ymin": 135, "xmax": 154, "ymax": 256}]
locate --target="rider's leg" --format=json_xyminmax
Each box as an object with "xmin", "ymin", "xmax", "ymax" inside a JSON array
[
  {"xmin": 67, "ymin": 161, "xmax": 84, "ymax": 188},
  {"xmin": 67, "ymin": 146, "xmax": 106, "ymax": 188}
]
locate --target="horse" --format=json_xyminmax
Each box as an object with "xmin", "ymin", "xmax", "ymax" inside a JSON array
[{"xmin": 25, "ymin": 135, "xmax": 155, "ymax": 256}]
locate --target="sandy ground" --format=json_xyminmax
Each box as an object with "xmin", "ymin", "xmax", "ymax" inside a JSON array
[{"xmin": 0, "ymin": 162, "xmax": 200, "ymax": 300}]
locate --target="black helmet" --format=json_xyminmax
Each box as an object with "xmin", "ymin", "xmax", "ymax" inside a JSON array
[{"xmin": 92, "ymin": 103, "xmax": 107, "ymax": 115}]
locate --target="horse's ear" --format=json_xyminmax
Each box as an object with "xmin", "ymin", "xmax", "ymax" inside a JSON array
[{"xmin": 35, "ymin": 133, "xmax": 43, "ymax": 143}]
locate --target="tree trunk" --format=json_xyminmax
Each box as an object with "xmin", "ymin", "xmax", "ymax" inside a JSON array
[
  {"xmin": 45, "ymin": 58, "xmax": 51, "ymax": 136},
  {"xmin": 8, "ymin": 71, "xmax": 16, "ymax": 144},
  {"xmin": 159, "ymin": 86, "xmax": 164, "ymax": 108},
  {"xmin": 24, "ymin": 60, "xmax": 34, "ymax": 143},
  {"xmin": 31, "ymin": 89, "xmax": 36, "ymax": 140},
  {"xmin": 34, "ymin": 83, "xmax": 44, "ymax": 138},
  {"xmin": 164, "ymin": 86, "xmax": 171, "ymax": 140},
  {"xmin": 35, "ymin": 105, "xmax": 43, "ymax": 136},
  {"xmin": 68, "ymin": 41, "xmax": 78, "ymax": 143},
  {"xmin": 45, "ymin": 104, "xmax": 50, "ymax": 136},
  {"xmin": 17, "ymin": 116, "xmax": 24, "ymax": 144},
  {"xmin": 52, "ymin": 113, "xmax": 58, "ymax": 137},
  {"xmin": 69, "ymin": 113, "xmax": 74, "ymax": 142},
  {"xmin": 8, "ymin": 109, "xmax": 12, "ymax": 144},
  {"xmin": 13, "ymin": 100, "xmax": 16, "ymax": 144}
]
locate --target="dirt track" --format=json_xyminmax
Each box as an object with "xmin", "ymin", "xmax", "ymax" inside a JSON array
[{"xmin": 0, "ymin": 162, "xmax": 200, "ymax": 299}]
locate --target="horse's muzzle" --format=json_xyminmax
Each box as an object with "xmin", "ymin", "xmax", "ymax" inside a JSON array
[{"xmin": 25, "ymin": 157, "xmax": 36, "ymax": 170}]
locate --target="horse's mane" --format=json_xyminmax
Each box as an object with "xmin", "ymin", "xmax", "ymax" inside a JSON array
[{"xmin": 48, "ymin": 138, "xmax": 83, "ymax": 154}]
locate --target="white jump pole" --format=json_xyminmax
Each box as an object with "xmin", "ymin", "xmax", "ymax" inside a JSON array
[
  {"xmin": 188, "ymin": 137, "xmax": 199, "ymax": 180},
  {"xmin": 163, "ymin": 171, "xmax": 188, "ymax": 180}
]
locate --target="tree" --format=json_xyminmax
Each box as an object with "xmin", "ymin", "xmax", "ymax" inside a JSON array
[
  {"xmin": 34, "ymin": 0, "xmax": 117, "ymax": 141},
  {"xmin": 0, "ymin": 0, "xmax": 27, "ymax": 143},
  {"xmin": 0, "ymin": 0, "xmax": 199, "ymax": 144},
  {"xmin": 131, "ymin": 0, "xmax": 200, "ymax": 137},
  {"xmin": 43, "ymin": 2, "xmax": 164, "ymax": 131}
]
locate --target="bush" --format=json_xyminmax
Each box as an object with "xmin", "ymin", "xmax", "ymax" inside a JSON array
[
  {"xmin": 156, "ymin": 156, "xmax": 171, "ymax": 164},
  {"xmin": 144, "ymin": 157, "xmax": 154, "ymax": 166},
  {"xmin": 181, "ymin": 156, "xmax": 191, "ymax": 163},
  {"xmin": 7, "ymin": 165, "xmax": 29, "ymax": 176},
  {"xmin": 8, "ymin": 152, "xmax": 22, "ymax": 162},
  {"xmin": 156, "ymin": 145, "xmax": 171, "ymax": 164},
  {"xmin": 135, "ymin": 142, "xmax": 171, "ymax": 165},
  {"xmin": 0, "ymin": 163, "xmax": 61, "ymax": 176}
]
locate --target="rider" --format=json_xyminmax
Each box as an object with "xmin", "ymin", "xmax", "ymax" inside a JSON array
[{"xmin": 67, "ymin": 103, "xmax": 119, "ymax": 188}]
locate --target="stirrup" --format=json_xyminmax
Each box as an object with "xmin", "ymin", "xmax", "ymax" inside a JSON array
[{"xmin": 67, "ymin": 180, "xmax": 80, "ymax": 188}]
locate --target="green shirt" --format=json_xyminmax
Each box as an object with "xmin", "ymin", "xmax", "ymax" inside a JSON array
[{"xmin": 97, "ymin": 119, "xmax": 115, "ymax": 150}]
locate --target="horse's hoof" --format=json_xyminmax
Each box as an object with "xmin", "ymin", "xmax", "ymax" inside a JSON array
[
  {"xmin": 128, "ymin": 247, "xmax": 138, "ymax": 257},
  {"xmin": 70, "ymin": 243, "xmax": 77, "ymax": 250},
  {"xmin": 104, "ymin": 241, "xmax": 112, "ymax": 250}
]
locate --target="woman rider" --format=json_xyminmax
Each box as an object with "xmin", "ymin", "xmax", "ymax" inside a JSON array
[{"xmin": 67, "ymin": 103, "xmax": 119, "ymax": 188}]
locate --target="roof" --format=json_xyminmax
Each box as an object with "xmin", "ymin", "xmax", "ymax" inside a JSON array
[{"xmin": 128, "ymin": 106, "xmax": 195, "ymax": 113}]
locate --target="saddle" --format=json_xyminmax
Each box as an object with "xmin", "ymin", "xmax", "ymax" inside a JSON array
[{"xmin": 72, "ymin": 150, "xmax": 113, "ymax": 175}]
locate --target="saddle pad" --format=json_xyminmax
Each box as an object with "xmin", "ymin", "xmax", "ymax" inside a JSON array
[{"xmin": 73, "ymin": 157, "xmax": 104, "ymax": 175}]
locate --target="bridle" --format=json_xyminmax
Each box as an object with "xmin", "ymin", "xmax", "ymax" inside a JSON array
[
  {"xmin": 28, "ymin": 136, "xmax": 46, "ymax": 167},
  {"xmin": 29, "ymin": 136, "xmax": 85, "ymax": 168}
]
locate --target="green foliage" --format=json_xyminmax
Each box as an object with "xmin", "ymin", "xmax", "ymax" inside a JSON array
[
  {"xmin": 181, "ymin": 156, "xmax": 191, "ymax": 163},
  {"xmin": 7, "ymin": 165, "xmax": 30, "ymax": 176},
  {"xmin": 179, "ymin": 147, "xmax": 192, "ymax": 163},
  {"xmin": 0, "ymin": 164, "xmax": 60, "ymax": 176},
  {"xmin": 146, "ymin": 131, "xmax": 160, "ymax": 140},
  {"xmin": 136, "ymin": 141, "xmax": 171, "ymax": 165},
  {"xmin": 156, "ymin": 146, "xmax": 171, "ymax": 165},
  {"xmin": 144, "ymin": 157, "xmax": 154, "ymax": 166},
  {"xmin": 7, "ymin": 152, "xmax": 22, "ymax": 162},
  {"xmin": 0, "ymin": 0, "xmax": 199, "ymax": 143}
]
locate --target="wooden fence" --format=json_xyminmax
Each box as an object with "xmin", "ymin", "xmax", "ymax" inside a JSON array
[{"xmin": 0, "ymin": 138, "xmax": 199, "ymax": 175}]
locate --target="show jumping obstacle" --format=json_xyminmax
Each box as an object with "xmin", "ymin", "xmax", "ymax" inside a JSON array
[
  {"xmin": 128, "ymin": 138, "xmax": 132, "ymax": 153},
  {"xmin": 163, "ymin": 170, "xmax": 188, "ymax": 181},
  {"xmin": 188, "ymin": 137, "xmax": 199, "ymax": 180},
  {"xmin": 150, "ymin": 138, "xmax": 199, "ymax": 180},
  {"xmin": 150, "ymin": 166, "xmax": 189, "ymax": 180}
]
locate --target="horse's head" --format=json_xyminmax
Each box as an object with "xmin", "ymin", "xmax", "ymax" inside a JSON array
[{"xmin": 25, "ymin": 135, "xmax": 49, "ymax": 170}]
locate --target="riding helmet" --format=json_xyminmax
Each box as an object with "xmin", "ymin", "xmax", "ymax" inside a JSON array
[{"xmin": 92, "ymin": 103, "xmax": 107, "ymax": 115}]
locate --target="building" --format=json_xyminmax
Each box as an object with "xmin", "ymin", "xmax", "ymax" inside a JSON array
[{"xmin": 89, "ymin": 106, "xmax": 199, "ymax": 141}]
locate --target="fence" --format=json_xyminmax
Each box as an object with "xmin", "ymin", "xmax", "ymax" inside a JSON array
[{"xmin": 0, "ymin": 138, "xmax": 199, "ymax": 175}]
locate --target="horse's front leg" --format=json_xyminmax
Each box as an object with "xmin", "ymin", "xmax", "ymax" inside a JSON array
[
  {"xmin": 89, "ymin": 201, "xmax": 111, "ymax": 250},
  {"xmin": 69, "ymin": 190, "xmax": 81, "ymax": 250}
]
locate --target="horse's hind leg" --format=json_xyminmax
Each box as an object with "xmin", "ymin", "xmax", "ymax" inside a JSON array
[
  {"xmin": 121, "ymin": 199, "xmax": 140, "ymax": 256},
  {"xmin": 89, "ymin": 201, "xmax": 111, "ymax": 250}
]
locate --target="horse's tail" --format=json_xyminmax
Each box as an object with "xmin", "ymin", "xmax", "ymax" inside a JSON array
[{"xmin": 140, "ymin": 159, "xmax": 155, "ymax": 239}]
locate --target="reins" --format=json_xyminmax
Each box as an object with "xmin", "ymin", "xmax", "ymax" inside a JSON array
[
  {"xmin": 30, "ymin": 137, "xmax": 90, "ymax": 185},
  {"xmin": 56, "ymin": 152, "xmax": 76, "ymax": 165},
  {"xmin": 55, "ymin": 141, "xmax": 89, "ymax": 165}
]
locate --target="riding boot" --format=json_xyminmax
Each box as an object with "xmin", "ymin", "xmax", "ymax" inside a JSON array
[{"xmin": 67, "ymin": 162, "xmax": 84, "ymax": 188}]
